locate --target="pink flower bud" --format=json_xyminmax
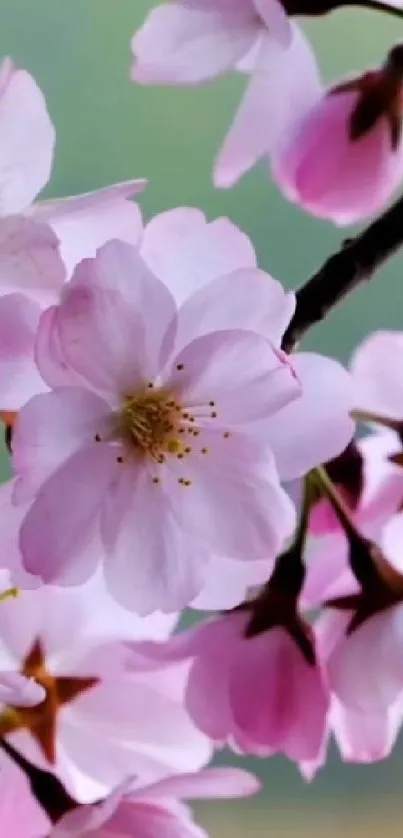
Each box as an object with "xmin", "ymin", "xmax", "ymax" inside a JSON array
[{"xmin": 272, "ymin": 46, "xmax": 403, "ymax": 224}]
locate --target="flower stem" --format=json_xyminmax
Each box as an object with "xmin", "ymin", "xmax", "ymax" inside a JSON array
[{"xmin": 282, "ymin": 190, "xmax": 403, "ymax": 352}]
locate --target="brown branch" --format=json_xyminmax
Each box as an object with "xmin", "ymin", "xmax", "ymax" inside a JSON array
[{"xmin": 282, "ymin": 190, "xmax": 403, "ymax": 353}]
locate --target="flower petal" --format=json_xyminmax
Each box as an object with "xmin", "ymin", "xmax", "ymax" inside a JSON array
[
  {"xmin": 141, "ymin": 208, "xmax": 256, "ymax": 307},
  {"xmin": 12, "ymin": 387, "xmax": 112, "ymax": 502},
  {"xmin": 103, "ymin": 468, "xmax": 208, "ymax": 614},
  {"xmin": 262, "ymin": 352, "xmax": 354, "ymax": 481},
  {"xmin": 0, "ymin": 58, "xmax": 54, "ymax": 214},
  {"xmin": 167, "ymin": 329, "xmax": 300, "ymax": 425},
  {"xmin": 351, "ymin": 330, "xmax": 403, "ymax": 420},
  {"xmin": 0, "ymin": 293, "xmax": 46, "ymax": 411},
  {"xmin": 170, "ymin": 432, "xmax": 295, "ymax": 560},
  {"xmin": 131, "ymin": 2, "xmax": 256, "ymax": 86},
  {"xmin": 174, "ymin": 268, "xmax": 295, "ymax": 353},
  {"xmin": 134, "ymin": 767, "xmax": 260, "ymax": 800},
  {"xmin": 56, "ymin": 241, "xmax": 177, "ymax": 394},
  {"xmin": 215, "ymin": 25, "xmax": 322, "ymax": 188},
  {"xmin": 31, "ymin": 180, "xmax": 146, "ymax": 277},
  {"xmin": 0, "ymin": 215, "xmax": 65, "ymax": 305},
  {"xmin": 19, "ymin": 444, "xmax": 118, "ymax": 583}
]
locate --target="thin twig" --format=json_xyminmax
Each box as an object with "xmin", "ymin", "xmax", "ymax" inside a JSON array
[{"xmin": 282, "ymin": 191, "xmax": 403, "ymax": 353}]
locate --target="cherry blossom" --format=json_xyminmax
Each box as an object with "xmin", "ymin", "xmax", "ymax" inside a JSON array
[
  {"xmin": 0, "ymin": 57, "xmax": 146, "ymax": 413},
  {"xmin": 10, "ymin": 230, "xmax": 354, "ymax": 613},
  {"xmin": 133, "ymin": 606, "xmax": 330, "ymax": 766},
  {"xmin": 0, "ymin": 577, "xmax": 211, "ymax": 803},
  {"xmin": 131, "ymin": 3, "xmax": 323, "ymax": 189},
  {"xmin": 51, "ymin": 768, "xmax": 259, "ymax": 838},
  {"xmin": 272, "ymin": 48, "xmax": 403, "ymax": 224}
]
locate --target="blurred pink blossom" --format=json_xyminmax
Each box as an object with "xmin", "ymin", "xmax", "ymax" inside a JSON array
[
  {"xmin": 51, "ymin": 768, "xmax": 259, "ymax": 838},
  {"xmin": 272, "ymin": 56, "xmax": 403, "ymax": 224},
  {"xmin": 0, "ymin": 580, "xmax": 210, "ymax": 803}
]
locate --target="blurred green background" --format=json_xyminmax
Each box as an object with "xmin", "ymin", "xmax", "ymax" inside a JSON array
[{"xmin": 2, "ymin": 1, "xmax": 403, "ymax": 835}]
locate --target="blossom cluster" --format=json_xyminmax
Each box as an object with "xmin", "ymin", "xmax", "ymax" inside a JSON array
[{"xmin": 1, "ymin": 0, "xmax": 403, "ymax": 835}]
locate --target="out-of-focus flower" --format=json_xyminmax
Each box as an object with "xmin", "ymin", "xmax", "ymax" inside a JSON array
[
  {"xmin": 51, "ymin": 768, "xmax": 260, "ymax": 838},
  {"xmin": 0, "ymin": 57, "xmax": 146, "ymax": 413},
  {"xmin": 131, "ymin": 3, "xmax": 324, "ymax": 189},
  {"xmin": 272, "ymin": 46, "xmax": 403, "ymax": 224},
  {"xmin": 0, "ymin": 578, "xmax": 211, "ymax": 803},
  {"xmin": 131, "ymin": 602, "xmax": 330, "ymax": 767}
]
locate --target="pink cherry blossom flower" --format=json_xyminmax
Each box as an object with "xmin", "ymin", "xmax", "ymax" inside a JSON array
[
  {"xmin": 12, "ymin": 231, "xmax": 353, "ymax": 613},
  {"xmin": 0, "ymin": 580, "xmax": 211, "ymax": 803},
  {"xmin": 134, "ymin": 609, "xmax": 330, "ymax": 765},
  {"xmin": 131, "ymin": 3, "xmax": 323, "ymax": 189},
  {"xmin": 51, "ymin": 768, "xmax": 259, "ymax": 838},
  {"xmin": 272, "ymin": 50, "xmax": 403, "ymax": 225},
  {"xmin": 0, "ymin": 57, "xmax": 146, "ymax": 413}
]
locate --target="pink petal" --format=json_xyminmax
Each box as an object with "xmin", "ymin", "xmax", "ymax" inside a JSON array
[
  {"xmin": 0, "ymin": 59, "xmax": 55, "ymax": 214},
  {"xmin": 351, "ymin": 330, "xmax": 403, "ymax": 420},
  {"xmin": 31, "ymin": 180, "xmax": 146, "ymax": 277},
  {"xmin": 141, "ymin": 207, "xmax": 256, "ymax": 307},
  {"xmin": 253, "ymin": 0, "xmax": 291, "ymax": 43},
  {"xmin": 131, "ymin": 2, "xmax": 257, "ymax": 86},
  {"xmin": 134, "ymin": 767, "xmax": 260, "ymax": 800},
  {"xmin": 174, "ymin": 268, "xmax": 295, "ymax": 353},
  {"xmin": 102, "ymin": 468, "xmax": 209, "ymax": 614},
  {"xmin": 0, "ymin": 293, "xmax": 46, "ymax": 411},
  {"xmin": 326, "ymin": 607, "xmax": 403, "ymax": 712},
  {"xmin": 170, "ymin": 434, "xmax": 295, "ymax": 563},
  {"xmin": 262, "ymin": 352, "xmax": 354, "ymax": 481},
  {"xmin": 35, "ymin": 306, "xmax": 87, "ymax": 390},
  {"xmin": 0, "ymin": 215, "xmax": 65, "ymax": 305},
  {"xmin": 19, "ymin": 444, "xmax": 118, "ymax": 583},
  {"xmin": 0, "ymin": 479, "xmax": 40, "ymax": 589},
  {"xmin": 332, "ymin": 697, "xmax": 403, "ymax": 763},
  {"xmin": 186, "ymin": 618, "xmax": 239, "ymax": 740},
  {"xmin": 56, "ymin": 241, "xmax": 177, "ymax": 394},
  {"xmin": 167, "ymin": 329, "xmax": 300, "ymax": 425},
  {"xmin": 0, "ymin": 754, "xmax": 50, "ymax": 836},
  {"xmin": 12, "ymin": 387, "xmax": 112, "ymax": 502},
  {"xmin": 215, "ymin": 25, "xmax": 322, "ymax": 188},
  {"xmin": 230, "ymin": 628, "xmax": 329, "ymax": 761},
  {"xmin": 0, "ymin": 671, "xmax": 45, "ymax": 707},
  {"xmin": 191, "ymin": 553, "xmax": 270, "ymax": 611}
]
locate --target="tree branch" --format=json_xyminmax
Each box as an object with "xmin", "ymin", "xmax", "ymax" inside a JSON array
[{"xmin": 282, "ymin": 191, "xmax": 403, "ymax": 353}]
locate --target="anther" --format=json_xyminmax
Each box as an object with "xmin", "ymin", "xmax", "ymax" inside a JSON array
[
  {"xmin": 209, "ymin": 401, "xmax": 216, "ymax": 407},
  {"xmin": 182, "ymin": 412, "xmax": 190, "ymax": 419},
  {"xmin": 147, "ymin": 382, "xmax": 154, "ymax": 389},
  {"xmin": 177, "ymin": 453, "xmax": 184, "ymax": 459},
  {"xmin": 94, "ymin": 433, "xmax": 101, "ymax": 442},
  {"xmin": 176, "ymin": 363, "xmax": 185, "ymax": 371},
  {"xmin": 223, "ymin": 431, "xmax": 231, "ymax": 439},
  {"xmin": 152, "ymin": 477, "xmax": 161, "ymax": 485},
  {"xmin": 183, "ymin": 479, "xmax": 192, "ymax": 487},
  {"xmin": 201, "ymin": 447, "xmax": 209, "ymax": 454},
  {"xmin": 184, "ymin": 446, "xmax": 192, "ymax": 454},
  {"xmin": 211, "ymin": 412, "xmax": 218, "ymax": 419},
  {"xmin": 116, "ymin": 456, "xmax": 124, "ymax": 464}
]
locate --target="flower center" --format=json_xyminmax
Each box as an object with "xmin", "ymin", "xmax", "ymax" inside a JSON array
[{"xmin": 117, "ymin": 387, "xmax": 185, "ymax": 462}]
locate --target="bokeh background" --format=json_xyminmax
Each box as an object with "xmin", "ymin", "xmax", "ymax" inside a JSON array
[{"xmin": 2, "ymin": 1, "xmax": 403, "ymax": 835}]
